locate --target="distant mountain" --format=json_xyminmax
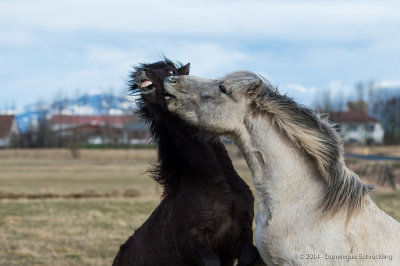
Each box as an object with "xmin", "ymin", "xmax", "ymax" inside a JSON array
[{"xmin": 10, "ymin": 93, "xmax": 138, "ymax": 133}]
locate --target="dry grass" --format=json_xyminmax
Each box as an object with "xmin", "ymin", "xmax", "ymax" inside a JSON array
[
  {"xmin": 0, "ymin": 198, "xmax": 159, "ymax": 266},
  {"xmin": 371, "ymin": 192, "xmax": 400, "ymax": 221},
  {"xmin": 0, "ymin": 149, "xmax": 161, "ymax": 266},
  {"xmin": 0, "ymin": 147, "xmax": 399, "ymax": 266},
  {"xmin": 0, "ymin": 149, "xmax": 157, "ymax": 196},
  {"xmin": 0, "ymin": 148, "xmax": 157, "ymax": 161},
  {"xmin": 345, "ymin": 145, "xmax": 400, "ymax": 157}
]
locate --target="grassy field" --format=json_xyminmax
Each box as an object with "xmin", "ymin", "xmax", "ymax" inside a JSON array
[{"xmin": 0, "ymin": 148, "xmax": 399, "ymax": 266}]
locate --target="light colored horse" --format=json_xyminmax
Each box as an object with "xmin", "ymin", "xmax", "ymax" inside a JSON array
[{"xmin": 164, "ymin": 71, "xmax": 400, "ymax": 265}]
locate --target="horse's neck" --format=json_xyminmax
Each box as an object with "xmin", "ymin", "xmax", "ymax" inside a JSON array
[
  {"xmin": 235, "ymin": 115, "xmax": 325, "ymax": 213},
  {"xmin": 150, "ymin": 111, "xmax": 226, "ymax": 183},
  {"xmin": 236, "ymin": 115, "xmax": 400, "ymax": 264}
]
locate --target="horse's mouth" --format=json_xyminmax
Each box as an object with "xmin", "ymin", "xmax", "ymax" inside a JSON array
[
  {"xmin": 163, "ymin": 85, "xmax": 176, "ymax": 103},
  {"xmin": 140, "ymin": 80, "xmax": 154, "ymax": 94},
  {"xmin": 163, "ymin": 90, "xmax": 176, "ymax": 102},
  {"xmin": 140, "ymin": 79, "xmax": 176, "ymax": 104}
]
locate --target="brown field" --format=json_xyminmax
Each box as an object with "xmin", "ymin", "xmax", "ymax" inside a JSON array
[
  {"xmin": 345, "ymin": 145, "xmax": 400, "ymax": 157},
  {"xmin": 0, "ymin": 147, "xmax": 399, "ymax": 266}
]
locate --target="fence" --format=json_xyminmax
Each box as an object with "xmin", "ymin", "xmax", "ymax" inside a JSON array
[{"xmin": 345, "ymin": 153, "xmax": 399, "ymax": 191}]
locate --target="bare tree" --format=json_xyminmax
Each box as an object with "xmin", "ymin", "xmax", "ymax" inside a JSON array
[
  {"xmin": 314, "ymin": 89, "xmax": 334, "ymax": 112},
  {"xmin": 53, "ymin": 91, "xmax": 67, "ymax": 147},
  {"xmin": 333, "ymin": 91, "xmax": 345, "ymax": 112},
  {"xmin": 382, "ymin": 97, "xmax": 400, "ymax": 144},
  {"xmin": 355, "ymin": 81, "xmax": 365, "ymax": 102},
  {"xmin": 365, "ymin": 82, "xmax": 400, "ymax": 144},
  {"xmin": 70, "ymin": 89, "xmax": 81, "ymax": 158}
]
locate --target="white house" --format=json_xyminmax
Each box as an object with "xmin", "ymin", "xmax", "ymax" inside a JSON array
[
  {"xmin": 328, "ymin": 111, "xmax": 384, "ymax": 145},
  {"xmin": 0, "ymin": 115, "xmax": 19, "ymax": 147}
]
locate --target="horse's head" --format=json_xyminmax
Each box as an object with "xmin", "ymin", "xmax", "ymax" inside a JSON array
[
  {"xmin": 164, "ymin": 71, "xmax": 264, "ymax": 135},
  {"xmin": 130, "ymin": 58, "xmax": 190, "ymax": 110}
]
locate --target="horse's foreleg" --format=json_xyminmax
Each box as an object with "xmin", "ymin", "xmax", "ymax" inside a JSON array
[
  {"xmin": 237, "ymin": 241, "xmax": 259, "ymax": 266},
  {"xmin": 237, "ymin": 227, "xmax": 259, "ymax": 266}
]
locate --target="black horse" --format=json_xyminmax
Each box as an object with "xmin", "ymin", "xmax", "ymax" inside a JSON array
[{"xmin": 112, "ymin": 58, "xmax": 258, "ymax": 266}]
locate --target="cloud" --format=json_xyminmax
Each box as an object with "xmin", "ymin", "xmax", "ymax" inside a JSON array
[
  {"xmin": 373, "ymin": 81, "xmax": 400, "ymax": 89},
  {"xmin": 285, "ymin": 84, "xmax": 314, "ymax": 93},
  {"xmin": 159, "ymin": 42, "xmax": 249, "ymax": 77},
  {"xmin": 0, "ymin": 40, "xmax": 249, "ymax": 102},
  {"xmin": 0, "ymin": 31, "xmax": 36, "ymax": 47},
  {"xmin": 1, "ymin": 1, "xmax": 399, "ymax": 42},
  {"xmin": 1, "ymin": 0, "xmax": 400, "ymax": 107},
  {"xmin": 281, "ymin": 83, "xmax": 318, "ymax": 106}
]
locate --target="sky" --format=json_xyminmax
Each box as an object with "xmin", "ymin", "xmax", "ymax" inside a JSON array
[{"xmin": 1, "ymin": 0, "xmax": 400, "ymax": 108}]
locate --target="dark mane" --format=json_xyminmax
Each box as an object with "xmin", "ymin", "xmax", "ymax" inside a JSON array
[{"xmin": 129, "ymin": 59, "xmax": 225, "ymax": 195}]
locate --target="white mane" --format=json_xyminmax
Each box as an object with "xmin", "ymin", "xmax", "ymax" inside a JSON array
[{"xmin": 228, "ymin": 71, "xmax": 372, "ymax": 217}]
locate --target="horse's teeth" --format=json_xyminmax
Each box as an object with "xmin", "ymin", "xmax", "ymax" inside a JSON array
[{"xmin": 141, "ymin": 81, "xmax": 152, "ymax": 88}]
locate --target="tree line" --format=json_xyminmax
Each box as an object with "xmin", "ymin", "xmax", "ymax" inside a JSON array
[{"xmin": 313, "ymin": 81, "xmax": 400, "ymax": 144}]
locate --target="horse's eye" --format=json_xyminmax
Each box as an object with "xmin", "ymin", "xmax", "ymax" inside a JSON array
[
  {"xmin": 168, "ymin": 70, "xmax": 174, "ymax": 75},
  {"xmin": 219, "ymin": 85, "xmax": 227, "ymax": 94}
]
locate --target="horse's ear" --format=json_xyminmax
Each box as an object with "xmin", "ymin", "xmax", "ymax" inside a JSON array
[
  {"xmin": 247, "ymin": 79, "xmax": 263, "ymax": 97},
  {"xmin": 178, "ymin": 63, "xmax": 190, "ymax": 75}
]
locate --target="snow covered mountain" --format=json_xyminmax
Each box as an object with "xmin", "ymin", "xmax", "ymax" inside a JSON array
[{"xmin": 3, "ymin": 93, "xmax": 138, "ymax": 133}]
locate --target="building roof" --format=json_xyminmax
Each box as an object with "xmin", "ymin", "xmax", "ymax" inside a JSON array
[
  {"xmin": 126, "ymin": 121, "xmax": 148, "ymax": 131},
  {"xmin": 50, "ymin": 115, "xmax": 134, "ymax": 127},
  {"xmin": 0, "ymin": 115, "xmax": 15, "ymax": 138},
  {"xmin": 328, "ymin": 111, "xmax": 379, "ymax": 123}
]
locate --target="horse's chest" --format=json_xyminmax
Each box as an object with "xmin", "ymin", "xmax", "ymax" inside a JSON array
[{"xmin": 195, "ymin": 199, "xmax": 240, "ymax": 247}]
